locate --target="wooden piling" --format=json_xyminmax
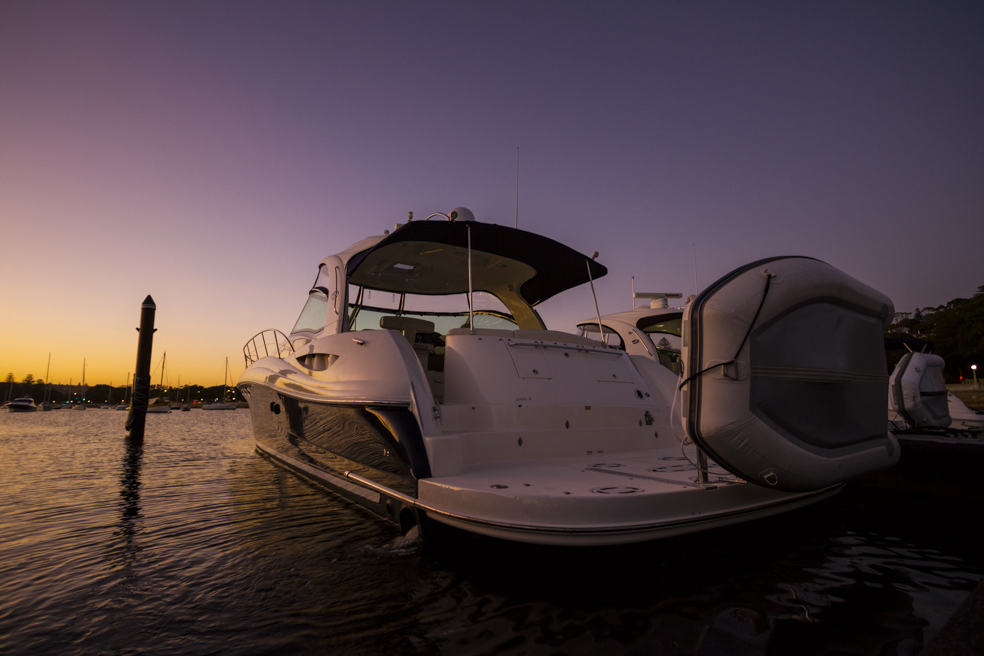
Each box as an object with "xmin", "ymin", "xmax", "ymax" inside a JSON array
[{"xmin": 125, "ymin": 296, "xmax": 156, "ymax": 440}]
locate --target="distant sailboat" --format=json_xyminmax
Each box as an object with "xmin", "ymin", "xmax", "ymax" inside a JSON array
[
  {"xmin": 202, "ymin": 358, "xmax": 237, "ymax": 410},
  {"xmin": 115, "ymin": 372, "xmax": 130, "ymax": 410},
  {"xmin": 40, "ymin": 353, "xmax": 53, "ymax": 411},
  {"xmin": 147, "ymin": 354, "xmax": 171, "ymax": 413},
  {"xmin": 73, "ymin": 359, "xmax": 87, "ymax": 410}
]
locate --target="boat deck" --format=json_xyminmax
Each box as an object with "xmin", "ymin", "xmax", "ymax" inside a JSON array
[{"xmin": 417, "ymin": 447, "xmax": 839, "ymax": 545}]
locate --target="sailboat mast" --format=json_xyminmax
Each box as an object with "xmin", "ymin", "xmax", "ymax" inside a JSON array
[
  {"xmin": 160, "ymin": 353, "xmax": 166, "ymax": 393},
  {"xmin": 44, "ymin": 353, "xmax": 51, "ymax": 403}
]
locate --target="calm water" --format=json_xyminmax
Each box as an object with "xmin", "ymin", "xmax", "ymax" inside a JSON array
[{"xmin": 0, "ymin": 410, "xmax": 980, "ymax": 655}]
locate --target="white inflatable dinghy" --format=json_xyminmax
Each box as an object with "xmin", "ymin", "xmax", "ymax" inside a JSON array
[
  {"xmin": 889, "ymin": 352, "xmax": 950, "ymax": 429},
  {"xmin": 681, "ymin": 256, "xmax": 899, "ymax": 492}
]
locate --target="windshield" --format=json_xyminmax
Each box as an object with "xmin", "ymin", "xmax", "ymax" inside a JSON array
[
  {"xmin": 348, "ymin": 288, "xmax": 519, "ymax": 334},
  {"xmin": 291, "ymin": 290, "xmax": 329, "ymax": 334}
]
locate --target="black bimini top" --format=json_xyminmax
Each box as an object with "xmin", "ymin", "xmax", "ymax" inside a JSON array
[{"xmin": 345, "ymin": 220, "xmax": 607, "ymax": 306}]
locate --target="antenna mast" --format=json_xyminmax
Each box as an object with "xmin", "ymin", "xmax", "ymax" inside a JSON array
[
  {"xmin": 515, "ymin": 147, "xmax": 519, "ymax": 229},
  {"xmin": 693, "ymin": 244, "xmax": 699, "ymax": 294}
]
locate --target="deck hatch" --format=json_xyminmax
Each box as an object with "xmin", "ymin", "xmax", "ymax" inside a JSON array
[{"xmin": 590, "ymin": 486, "xmax": 643, "ymax": 494}]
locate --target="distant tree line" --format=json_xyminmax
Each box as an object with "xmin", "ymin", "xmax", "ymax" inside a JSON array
[
  {"xmin": 3, "ymin": 375, "xmax": 241, "ymax": 405},
  {"xmin": 888, "ymin": 284, "xmax": 984, "ymax": 382}
]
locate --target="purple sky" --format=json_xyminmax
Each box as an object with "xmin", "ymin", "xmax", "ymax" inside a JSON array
[{"xmin": 2, "ymin": 1, "xmax": 982, "ymax": 386}]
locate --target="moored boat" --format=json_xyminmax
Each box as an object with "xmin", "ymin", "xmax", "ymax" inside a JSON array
[
  {"xmin": 5, "ymin": 397, "xmax": 38, "ymax": 412},
  {"xmin": 239, "ymin": 209, "xmax": 898, "ymax": 545},
  {"xmin": 883, "ymin": 351, "xmax": 984, "ymax": 471},
  {"xmin": 146, "ymin": 398, "xmax": 171, "ymax": 413}
]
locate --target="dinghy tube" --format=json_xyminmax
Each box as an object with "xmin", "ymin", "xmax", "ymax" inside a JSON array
[
  {"xmin": 681, "ymin": 256, "xmax": 899, "ymax": 492},
  {"xmin": 889, "ymin": 352, "xmax": 950, "ymax": 429}
]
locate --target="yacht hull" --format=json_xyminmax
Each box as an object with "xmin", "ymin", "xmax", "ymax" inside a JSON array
[{"xmin": 242, "ymin": 378, "xmax": 840, "ymax": 546}]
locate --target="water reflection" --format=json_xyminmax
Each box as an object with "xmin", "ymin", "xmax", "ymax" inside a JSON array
[
  {"xmin": 112, "ymin": 434, "xmax": 144, "ymax": 569},
  {"xmin": 104, "ymin": 436, "xmax": 144, "ymax": 570}
]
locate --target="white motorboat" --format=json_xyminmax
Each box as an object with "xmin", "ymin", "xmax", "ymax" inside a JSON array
[
  {"xmin": 576, "ymin": 291, "xmax": 687, "ymax": 372},
  {"xmin": 5, "ymin": 397, "xmax": 38, "ymax": 413},
  {"xmin": 239, "ymin": 210, "xmax": 898, "ymax": 545}
]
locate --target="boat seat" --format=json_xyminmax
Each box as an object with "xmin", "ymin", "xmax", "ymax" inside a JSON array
[
  {"xmin": 657, "ymin": 351, "xmax": 682, "ymax": 374},
  {"xmin": 380, "ymin": 316, "xmax": 435, "ymax": 346},
  {"xmin": 381, "ymin": 316, "xmax": 440, "ymax": 375}
]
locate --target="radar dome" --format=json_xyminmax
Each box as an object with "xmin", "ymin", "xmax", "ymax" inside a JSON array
[{"xmin": 449, "ymin": 207, "xmax": 476, "ymax": 222}]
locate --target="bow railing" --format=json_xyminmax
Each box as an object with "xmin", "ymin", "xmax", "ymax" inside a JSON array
[{"xmin": 243, "ymin": 330, "xmax": 295, "ymax": 366}]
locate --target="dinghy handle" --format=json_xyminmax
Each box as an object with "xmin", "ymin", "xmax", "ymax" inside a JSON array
[{"xmin": 678, "ymin": 269, "xmax": 775, "ymax": 390}]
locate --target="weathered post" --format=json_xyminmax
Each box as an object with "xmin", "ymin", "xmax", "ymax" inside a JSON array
[{"xmin": 125, "ymin": 296, "xmax": 156, "ymax": 440}]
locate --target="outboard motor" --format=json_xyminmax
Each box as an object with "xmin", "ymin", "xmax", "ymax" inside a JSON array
[
  {"xmin": 681, "ymin": 256, "xmax": 899, "ymax": 492},
  {"xmin": 889, "ymin": 352, "xmax": 950, "ymax": 429}
]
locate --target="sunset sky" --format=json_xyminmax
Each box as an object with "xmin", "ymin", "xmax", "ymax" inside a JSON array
[{"xmin": 2, "ymin": 1, "xmax": 982, "ymax": 387}]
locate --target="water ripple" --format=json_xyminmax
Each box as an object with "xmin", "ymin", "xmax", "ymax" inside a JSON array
[{"xmin": 0, "ymin": 410, "xmax": 980, "ymax": 655}]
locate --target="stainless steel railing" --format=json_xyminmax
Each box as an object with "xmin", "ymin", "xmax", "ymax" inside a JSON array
[{"xmin": 243, "ymin": 329, "xmax": 295, "ymax": 366}]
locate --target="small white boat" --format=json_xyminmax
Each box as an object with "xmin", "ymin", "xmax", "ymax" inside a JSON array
[
  {"xmin": 239, "ymin": 210, "xmax": 898, "ymax": 545},
  {"xmin": 5, "ymin": 397, "xmax": 38, "ymax": 413},
  {"xmin": 146, "ymin": 398, "xmax": 171, "ymax": 413}
]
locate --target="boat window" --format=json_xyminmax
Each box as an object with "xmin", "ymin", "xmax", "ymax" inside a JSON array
[
  {"xmin": 638, "ymin": 315, "xmax": 683, "ymax": 361},
  {"xmin": 637, "ymin": 315, "xmax": 682, "ymax": 337},
  {"xmin": 578, "ymin": 324, "xmax": 625, "ymax": 350},
  {"xmin": 404, "ymin": 291, "xmax": 507, "ymax": 314},
  {"xmin": 364, "ymin": 289, "xmax": 402, "ymax": 310},
  {"xmin": 291, "ymin": 290, "xmax": 329, "ymax": 334}
]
